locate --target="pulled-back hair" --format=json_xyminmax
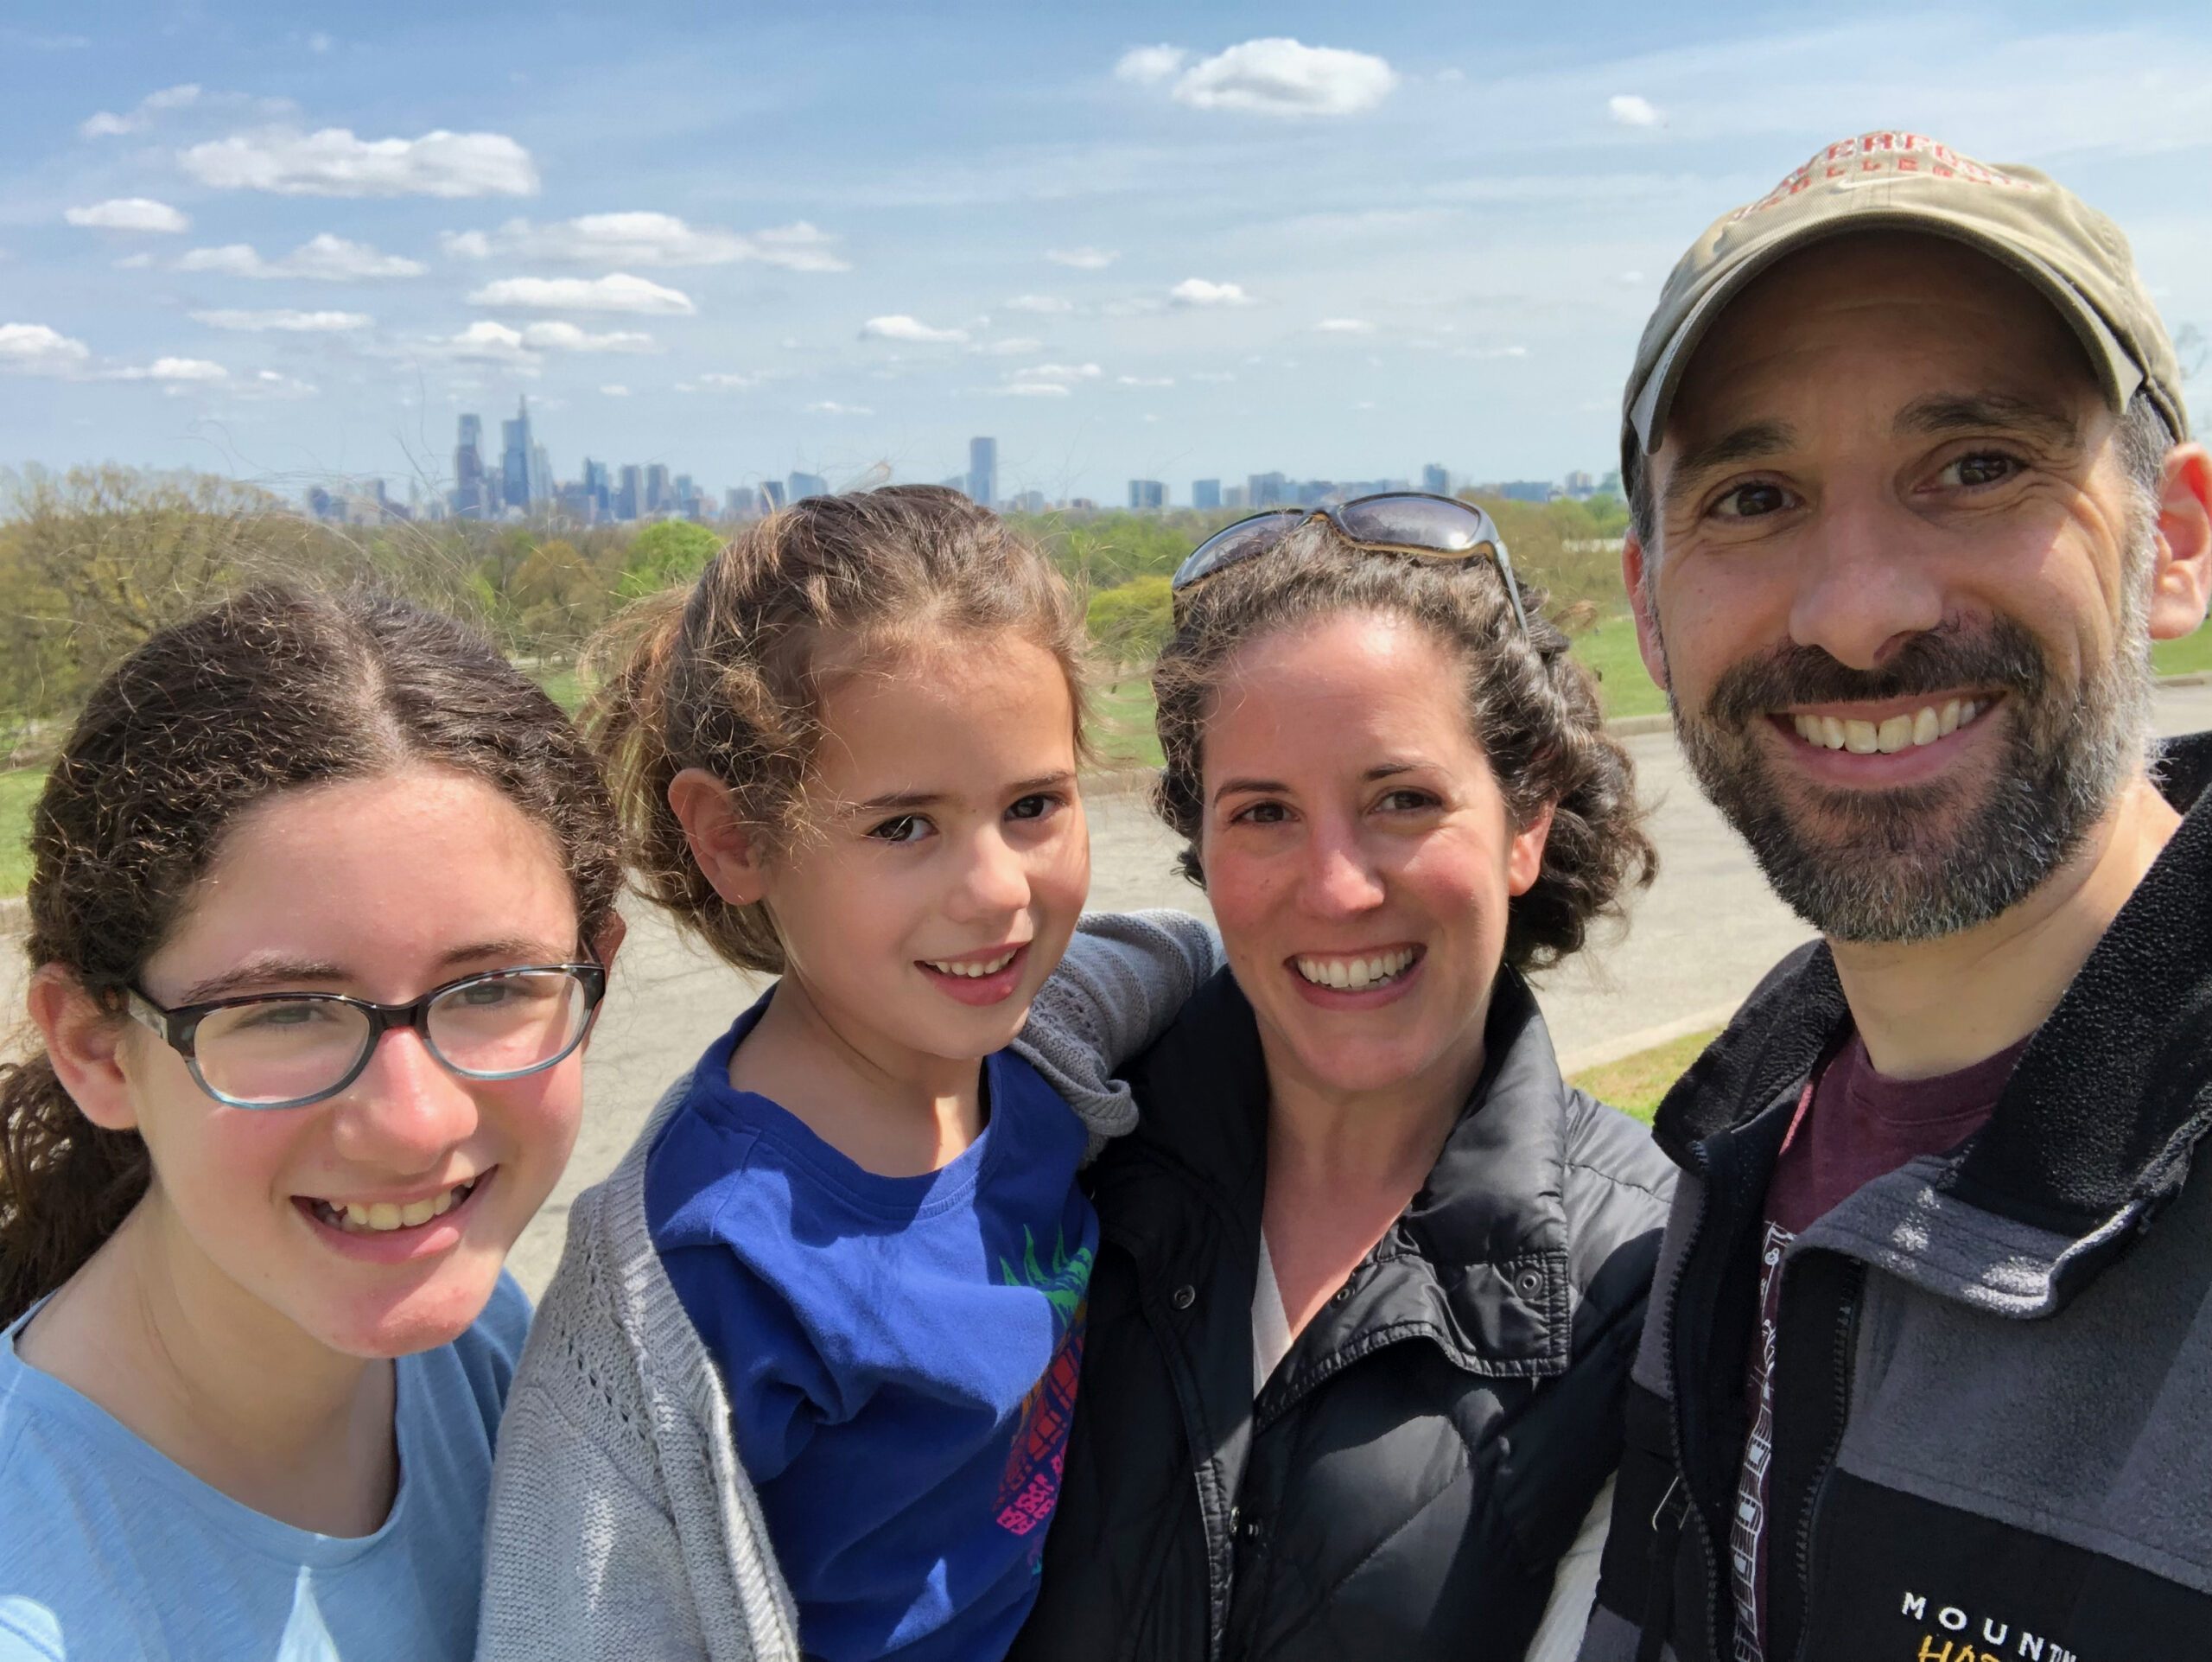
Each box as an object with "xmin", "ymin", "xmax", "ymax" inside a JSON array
[
  {"xmin": 0, "ymin": 587, "xmax": 621, "ymax": 1325},
  {"xmin": 588, "ymin": 486, "xmax": 1089, "ymax": 974},
  {"xmin": 1153, "ymin": 525, "xmax": 1655, "ymax": 971}
]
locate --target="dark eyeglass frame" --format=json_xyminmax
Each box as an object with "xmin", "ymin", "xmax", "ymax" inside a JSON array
[
  {"xmin": 125, "ymin": 961, "xmax": 608, "ymax": 1111},
  {"xmin": 1170, "ymin": 491, "xmax": 1529, "ymax": 634}
]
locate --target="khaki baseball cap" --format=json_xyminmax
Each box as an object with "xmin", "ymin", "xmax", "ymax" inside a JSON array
[{"xmin": 1624, "ymin": 131, "xmax": 2189, "ymax": 462}]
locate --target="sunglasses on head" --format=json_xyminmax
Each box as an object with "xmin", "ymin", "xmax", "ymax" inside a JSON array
[{"xmin": 1169, "ymin": 492, "xmax": 1529, "ymax": 634}]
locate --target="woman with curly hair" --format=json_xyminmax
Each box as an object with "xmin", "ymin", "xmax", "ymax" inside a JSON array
[{"xmin": 1010, "ymin": 496, "xmax": 1676, "ymax": 1662}]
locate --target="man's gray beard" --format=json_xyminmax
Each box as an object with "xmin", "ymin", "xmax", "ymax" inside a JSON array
[{"xmin": 1665, "ymin": 593, "xmax": 2152, "ymax": 946}]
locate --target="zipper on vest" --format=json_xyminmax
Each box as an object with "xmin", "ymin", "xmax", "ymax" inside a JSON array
[
  {"xmin": 1784, "ymin": 1261, "xmax": 1863, "ymax": 1662},
  {"xmin": 1660, "ymin": 1136, "xmax": 1727, "ymax": 1660}
]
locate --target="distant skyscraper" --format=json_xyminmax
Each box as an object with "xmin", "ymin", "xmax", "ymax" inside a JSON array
[
  {"xmin": 501, "ymin": 398, "xmax": 549, "ymax": 512},
  {"xmin": 645, "ymin": 463, "xmax": 671, "ymax": 515},
  {"xmin": 1012, "ymin": 489, "xmax": 1046, "ymax": 513},
  {"xmin": 582, "ymin": 459, "xmax": 611, "ymax": 520},
  {"xmin": 788, "ymin": 470, "xmax": 829, "ymax": 503},
  {"xmin": 1222, "ymin": 484, "xmax": 1247, "ymax": 510},
  {"xmin": 1128, "ymin": 480, "xmax": 1166, "ymax": 511},
  {"xmin": 1421, "ymin": 464, "xmax": 1451, "ymax": 496},
  {"xmin": 1192, "ymin": 479, "xmax": 1221, "ymax": 511},
  {"xmin": 1563, "ymin": 470, "xmax": 1596, "ymax": 499},
  {"xmin": 451, "ymin": 414, "xmax": 491, "ymax": 518},
  {"xmin": 724, "ymin": 487, "xmax": 757, "ymax": 519},
  {"xmin": 1249, "ymin": 472, "xmax": 1289, "ymax": 507},
  {"xmin": 967, "ymin": 436, "xmax": 997, "ymax": 507},
  {"xmin": 1497, "ymin": 481, "xmax": 1555, "ymax": 504},
  {"xmin": 616, "ymin": 464, "xmax": 642, "ymax": 521},
  {"xmin": 760, "ymin": 479, "xmax": 787, "ymax": 510}
]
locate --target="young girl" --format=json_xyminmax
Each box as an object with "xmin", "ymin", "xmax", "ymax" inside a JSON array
[
  {"xmin": 0, "ymin": 588, "xmax": 626, "ymax": 1662},
  {"xmin": 478, "ymin": 487, "xmax": 1216, "ymax": 1662}
]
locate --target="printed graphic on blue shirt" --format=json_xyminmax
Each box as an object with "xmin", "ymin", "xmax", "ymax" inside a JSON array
[{"xmin": 993, "ymin": 1229, "xmax": 1091, "ymax": 1553}]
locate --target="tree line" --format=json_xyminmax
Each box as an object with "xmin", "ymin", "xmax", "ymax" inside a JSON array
[{"xmin": 0, "ymin": 465, "xmax": 1630, "ymax": 761}]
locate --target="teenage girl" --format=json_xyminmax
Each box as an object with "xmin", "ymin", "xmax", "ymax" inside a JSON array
[
  {"xmin": 478, "ymin": 487, "xmax": 1217, "ymax": 1662},
  {"xmin": 0, "ymin": 588, "xmax": 624, "ymax": 1662}
]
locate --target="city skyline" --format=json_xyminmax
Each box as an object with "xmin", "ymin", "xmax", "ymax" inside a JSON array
[
  {"xmin": 305, "ymin": 398, "xmax": 1614, "ymax": 526},
  {"xmin": 3, "ymin": 2, "xmax": 2204, "ymax": 503}
]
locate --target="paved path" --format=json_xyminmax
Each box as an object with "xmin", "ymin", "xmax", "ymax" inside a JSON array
[{"xmin": 7, "ymin": 685, "xmax": 2209, "ymax": 1297}]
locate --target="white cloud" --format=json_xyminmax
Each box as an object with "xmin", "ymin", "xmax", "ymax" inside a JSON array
[
  {"xmin": 112, "ymin": 253, "xmax": 153, "ymax": 270},
  {"xmin": 81, "ymin": 83, "xmax": 200, "ymax": 138},
  {"xmin": 807, "ymin": 400, "xmax": 874, "ymax": 414},
  {"xmin": 979, "ymin": 337, "xmax": 1044, "ymax": 355},
  {"xmin": 697, "ymin": 371, "xmax": 766, "ymax": 389},
  {"xmin": 0, "ymin": 322, "xmax": 91, "ymax": 375},
  {"xmin": 176, "ymin": 234, "xmax": 425, "ymax": 280},
  {"xmin": 1316, "ymin": 317, "xmax": 1375, "ymax": 334},
  {"xmin": 601, "ymin": 384, "xmax": 631, "ymax": 397},
  {"xmin": 181, "ymin": 126, "xmax": 538, "ymax": 197},
  {"xmin": 467, "ymin": 273, "xmax": 695, "ymax": 315},
  {"xmin": 66, "ymin": 198, "xmax": 190, "ymax": 233},
  {"xmin": 1117, "ymin": 375, "xmax": 1175, "ymax": 387},
  {"xmin": 995, "ymin": 382, "xmax": 1071, "ymax": 398},
  {"xmin": 1004, "ymin": 294, "xmax": 1074, "ymax": 314},
  {"xmin": 1171, "ymin": 277, "xmax": 1252, "ymax": 307},
  {"xmin": 238, "ymin": 369, "xmax": 317, "ymax": 400},
  {"xmin": 1452, "ymin": 345, "xmax": 1530, "ymax": 360},
  {"xmin": 1014, "ymin": 362, "xmax": 1102, "ymax": 383},
  {"xmin": 861, "ymin": 314, "xmax": 968, "ymax": 343},
  {"xmin": 1168, "ymin": 39, "xmax": 1396, "ymax": 118},
  {"xmin": 191, "ymin": 309, "xmax": 371, "ymax": 332},
  {"xmin": 1608, "ymin": 94, "xmax": 1662, "ymax": 127},
  {"xmin": 1116, "ymin": 45, "xmax": 1188, "ymax": 84},
  {"xmin": 114, "ymin": 356, "xmax": 228, "ymax": 383},
  {"xmin": 429, "ymin": 319, "xmax": 655, "ymax": 366},
  {"xmin": 435, "ymin": 322, "xmax": 536, "ymax": 366},
  {"xmin": 441, "ymin": 213, "xmax": 848, "ymax": 272},
  {"xmin": 517, "ymin": 321, "xmax": 656, "ymax": 352},
  {"xmin": 1045, "ymin": 246, "xmax": 1117, "ymax": 270}
]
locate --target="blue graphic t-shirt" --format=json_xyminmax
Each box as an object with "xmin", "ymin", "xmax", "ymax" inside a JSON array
[{"xmin": 645, "ymin": 992, "xmax": 1096, "ymax": 1662}]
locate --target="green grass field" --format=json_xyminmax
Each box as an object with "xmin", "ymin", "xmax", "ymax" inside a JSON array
[
  {"xmin": 1568, "ymin": 1028, "xmax": 1721, "ymax": 1124},
  {"xmin": 1, "ymin": 768, "xmax": 39, "ymax": 900},
  {"xmin": 2153, "ymin": 626, "xmax": 2212, "ymax": 678},
  {"xmin": 1090, "ymin": 678, "xmax": 1166, "ymax": 768}
]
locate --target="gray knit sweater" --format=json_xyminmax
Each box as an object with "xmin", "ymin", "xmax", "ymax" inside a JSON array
[{"xmin": 476, "ymin": 911, "xmax": 1223, "ymax": 1662}]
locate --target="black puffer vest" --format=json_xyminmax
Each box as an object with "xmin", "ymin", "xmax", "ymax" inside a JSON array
[{"xmin": 1012, "ymin": 967, "xmax": 1675, "ymax": 1662}]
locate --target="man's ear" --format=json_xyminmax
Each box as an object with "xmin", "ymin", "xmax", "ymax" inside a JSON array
[
  {"xmin": 1623, "ymin": 532, "xmax": 1670, "ymax": 691},
  {"xmin": 2146, "ymin": 443, "xmax": 2212, "ymax": 641},
  {"xmin": 667, "ymin": 768, "xmax": 772, "ymax": 907},
  {"xmin": 27, "ymin": 966, "xmax": 140, "ymax": 1134}
]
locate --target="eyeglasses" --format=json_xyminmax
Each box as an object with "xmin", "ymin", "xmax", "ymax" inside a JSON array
[
  {"xmin": 1170, "ymin": 492, "xmax": 1529, "ymax": 634},
  {"xmin": 127, "ymin": 963, "xmax": 607, "ymax": 1111}
]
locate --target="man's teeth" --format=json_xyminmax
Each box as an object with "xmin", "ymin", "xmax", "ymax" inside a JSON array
[
  {"xmin": 925, "ymin": 950, "xmax": 1017, "ymax": 978},
  {"xmin": 1791, "ymin": 699, "xmax": 1980, "ymax": 754},
  {"xmin": 314, "ymin": 1181, "xmax": 474, "ymax": 1233},
  {"xmin": 1294, "ymin": 947, "xmax": 1418, "ymax": 991}
]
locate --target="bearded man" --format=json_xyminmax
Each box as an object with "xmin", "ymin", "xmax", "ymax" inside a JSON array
[{"xmin": 1578, "ymin": 133, "xmax": 2212, "ymax": 1662}]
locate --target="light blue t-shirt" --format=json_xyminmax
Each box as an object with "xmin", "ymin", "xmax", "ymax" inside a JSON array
[{"xmin": 0, "ymin": 1273, "xmax": 530, "ymax": 1662}]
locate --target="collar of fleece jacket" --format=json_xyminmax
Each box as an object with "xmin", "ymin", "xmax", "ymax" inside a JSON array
[{"xmin": 1652, "ymin": 729, "xmax": 2212, "ymax": 1243}]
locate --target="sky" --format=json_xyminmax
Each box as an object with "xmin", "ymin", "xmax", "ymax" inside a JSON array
[{"xmin": 3, "ymin": 1, "xmax": 2208, "ymax": 507}]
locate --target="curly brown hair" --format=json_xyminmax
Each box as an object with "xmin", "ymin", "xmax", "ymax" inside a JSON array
[
  {"xmin": 0, "ymin": 587, "xmax": 622, "ymax": 1326},
  {"xmin": 1152, "ymin": 523, "xmax": 1655, "ymax": 971},
  {"xmin": 586, "ymin": 486, "xmax": 1090, "ymax": 974}
]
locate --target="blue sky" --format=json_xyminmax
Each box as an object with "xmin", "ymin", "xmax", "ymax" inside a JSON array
[{"xmin": 3, "ymin": 1, "xmax": 2207, "ymax": 506}]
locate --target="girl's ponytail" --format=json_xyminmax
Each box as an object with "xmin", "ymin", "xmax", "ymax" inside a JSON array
[{"xmin": 0, "ymin": 1053, "xmax": 149, "ymax": 1327}]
